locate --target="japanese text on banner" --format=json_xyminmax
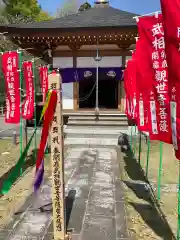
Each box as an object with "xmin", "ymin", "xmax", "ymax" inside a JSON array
[
  {"xmin": 22, "ymin": 61, "xmax": 34, "ymax": 119},
  {"xmin": 134, "ymin": 39, "xmax": 150, "ymax": 132},
  {"xmin": 2, "ymin": 52, "xmax": 20, "ymax": 123},
  {"xmin": 39, "ymin": 66, "xmax": 48, "ymax": 103},
  {"xmin": 152, "ymin": 19, "xmax": 169, "ymax": 134}
]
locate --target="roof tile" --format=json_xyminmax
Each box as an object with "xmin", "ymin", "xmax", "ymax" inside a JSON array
[{"xmin": 4, "ymin": 6, "xmax": 138, "ymax": 29}]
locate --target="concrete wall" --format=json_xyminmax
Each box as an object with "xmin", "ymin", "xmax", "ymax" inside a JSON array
[{"xmin": 77, "ymin": 56, "xmax": 122, "ymax": 68}]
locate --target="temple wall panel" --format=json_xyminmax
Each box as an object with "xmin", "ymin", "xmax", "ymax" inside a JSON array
[
  {"xmin": 53, "ymin": 57, "xmax": 74, "ymax": 109},
  {"xmin": 77, "ymin": 56, "xmax": 122, "ymax": 67},
  {"xmin": 125, "ymin": 56, "xmax": 132, "ymax": 62}
]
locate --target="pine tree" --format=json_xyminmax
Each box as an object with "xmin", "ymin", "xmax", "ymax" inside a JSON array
[{"xmin": 79, "ymin": 1, "xmax": 91, "ymax": 12}]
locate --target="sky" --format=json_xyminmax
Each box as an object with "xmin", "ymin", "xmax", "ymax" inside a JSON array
[{"xmin": 38, "ymin": 0, "xmax": 161, "ymax": 16}]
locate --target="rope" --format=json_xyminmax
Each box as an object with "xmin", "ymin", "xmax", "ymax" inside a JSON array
[{"xmin": 62, "ymin": 81, "xmax": 96, "ymax": 102}]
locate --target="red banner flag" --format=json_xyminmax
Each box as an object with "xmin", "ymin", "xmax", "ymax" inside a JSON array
[
  {"xmin": 124, "ymin": 68, "xmax": 132, "ymax": 119},
  {"xmin": 134, "ymin": 39, "xmax": 150, "ymax": 132},
  {"xmin": 160, "ymin": 0, "xmax": 180, "ymax": 157},
  {"xmin": 131, "ymin": 51, "xmax": 139, "ymax": 122},
  {"xmin": 2, "ymin": 51, "xmax": 20, "ymax": 123},
  {"xmin": 137, "ymin": 16, "xmax": 172, "ymax": 143},
  {"xmin": 22, "ymin": 61, "xmax": 34, "ymax": 120},
  {"xmin": 127, "ymin": 58, "xmax": 137, "ymax": 121},
  {"xmin": 39, "ymin": 66, "xmax": 48, "ymax": 103}
]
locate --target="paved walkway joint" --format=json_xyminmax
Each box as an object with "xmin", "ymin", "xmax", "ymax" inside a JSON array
[{"xmin": 0, "ymin": 145, "xmax": 129, "ymax": 240}]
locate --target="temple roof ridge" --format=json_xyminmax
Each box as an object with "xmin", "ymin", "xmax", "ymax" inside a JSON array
[{"xmin": 0, "ymin": 6, "xmax": 139, "ymax": 30}]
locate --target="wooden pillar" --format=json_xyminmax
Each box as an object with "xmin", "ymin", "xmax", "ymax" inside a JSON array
[
  {"xmin": 120, "ymin": 55, "xmax": 126, "ymax": 113},
  {"xmin": 73, "ymin": 53, "xmax": 79, "ymax": 110},
  {"xmin": 48, "ymin": 73, "xmax": 69, "ymax": 240},
  {"xmin": 118, "ymin": 81, "xmax": 121, "ymax": 110}
]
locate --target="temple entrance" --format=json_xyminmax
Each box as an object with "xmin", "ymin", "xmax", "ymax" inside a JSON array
[{"xmin": 79, "ymin": 76, "xmax": 118, "ymax": 109}]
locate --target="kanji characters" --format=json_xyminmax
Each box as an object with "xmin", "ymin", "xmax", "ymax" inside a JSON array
[
  {"xmin": 152, "ymin": 37, "xmax": 165, "ymax": 50},
  {"xmin": 158, "ymin": 94, "xmax": 166, "ymax": 106},
  {"xmin": 155, "ymin": 70, "xmax": 167, "ymax": 82},
  {"xmin": 152, "ymin": 51, "xmax": 159, "ymax": 60},
  {"xmin": 156, "ymin": 82, "xmax": 167, "ymax": 94},
  {"xmin": 153, "ymin": 61, "xmax": 159, "ymax": 69},
  {"xmin": 161, "ymin": 50, "xmax": 166, "ymax": 59},
  {"xmin": 177, "ymin": 27, "xmax": 180, "ymax": 38},
  {"xmin": 162, "ymin": 59, "xmax": 168, "ymax": 68},
  {"xmin": 159, "ymin": 107, "xmax": 167, "ymax": 120},
  {"xmin": 159, "ymin": 120, "xmax": 168, "ymax": 132},
  {"xmin": 152, "ymin": 23, "xmax": 164, "ymax": 36}
]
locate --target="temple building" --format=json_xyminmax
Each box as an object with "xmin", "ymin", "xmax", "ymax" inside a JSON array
[{"xmin": 0, "ymin": 0, "xmax": 138, "ymax": 112}]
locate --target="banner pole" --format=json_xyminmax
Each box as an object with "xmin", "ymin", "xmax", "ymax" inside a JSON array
[
  {"xmin": 157, "ymin": 141, "xmax": 163, "ymax": 201},
  {"xmin": 138, "ymin": 131, "xmax": 142, "ymax": 164},
  {"xmin": 130, "ymin": 125, "xmax": 133, "ymax": 150},
  {"xmin": 32, "ymin": 59, "xmax": 37, "ymax": 158},
  {"xmin": 145, "ymin": 137, "xmax": 150, "ymax": 178},
  {"xmin": 134, "ymin": 125, "xmax": 137, "ymax": 157},
  {"xmin": 18, "ymin": 51, "xmax": 23, "ymax": 175},
  {"xmin": 177, "ymin": 162, "xmax": 180, "ymax": 239}
]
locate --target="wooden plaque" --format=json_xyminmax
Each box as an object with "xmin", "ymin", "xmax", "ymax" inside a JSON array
[{"xmin": 48, "ymin": 72, "xmax": 67, "ymax": 240}]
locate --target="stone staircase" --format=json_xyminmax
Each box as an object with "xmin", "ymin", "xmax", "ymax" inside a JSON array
[{"xmin": 64, "ymin": 112, "xmax": 128, "ymax": 147}]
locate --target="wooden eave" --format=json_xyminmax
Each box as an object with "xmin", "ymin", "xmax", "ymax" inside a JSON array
[
  {"xmin": 5, "ymin": 26, "xmax": 137, "ymax": 51},
  {"xmin": 1, "ymin": 25, "xmax": 138, "ymax": 37}
]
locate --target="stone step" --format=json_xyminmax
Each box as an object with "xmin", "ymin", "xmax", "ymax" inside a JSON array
[
  {"xmin": 65, "ymin": 132, "xmax": 120, "ymax": 139},
  {"xmin": 68, "ymin": 116, "xmax": 127, "ymax": 121},
  {"xmin": 65, "ymin": 128, "xmax": 124, "ymax": 134},
  {"xmin": 64, "ymin": 137, "xmax": 118, "ymax": 146},
  {"xmin": 65, "ymin": 124, "xmax": 128, "ymax": 131},
  {"xmin": 67, "ymin": 120, "xmax": 128, "ymax": 126},
  {"xmin": 65, "ymin": 128, "xmax": 123, "ymax": 139},
  {"xmin": 64, "ymin": 111, "xmax": 126, "ymax": 117}
]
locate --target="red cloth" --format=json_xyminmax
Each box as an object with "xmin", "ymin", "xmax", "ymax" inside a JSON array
[
  {"xmin": 161, "ymin": 0, "xmax": 180, "ymax": 157},
  {"xmin": 135, "ymin": 39, "xmax": 150, "ymax": 132},
  {"xmin": 36, "ymin": 90, "xmax": 57, "ymax": 171},
  {"xmin": 39, "ymin": 66, "xmax": 48, "ymax": 103},
  {"xmin": 124, "ymin": 68, "xmax": 131, "ymax": 119},
  {"xmin": 2, "ymin": 51, "xmax": 20, "ymax": 123},
  {"xmin": 22, "ymin": 61, "xmax": 34, "ymax": 120},
  {"xmin": 137, "ymin": 16, "xmax": 172, "ymax": 143},
  {"xmin": 124, "ymin": 58, "xmax": 137, "ymax": 121},
  {"xmin": 129, "ymin": 59, "xmax": 137, "ymax": 122}
]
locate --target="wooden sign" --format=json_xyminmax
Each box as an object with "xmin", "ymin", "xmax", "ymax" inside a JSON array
[{"xmin": 48, "ymin": 72, "xmax": 68, "ymax": 240}]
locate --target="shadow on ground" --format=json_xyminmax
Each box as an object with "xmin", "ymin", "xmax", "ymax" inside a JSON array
[
  {"xmin": 121, "ymin": 146, "xmax": 176, "ymax": 240},
  {"xmin": 66, "ymin": 190, "xmax": 76, "ymax": 227},
  {"xmin": 129, "ymin": 201, "xmax": 174, "ymax": 240},
  {"xmin": 123, "ymin": 146, "xmax": 146, "ymax": 182}
]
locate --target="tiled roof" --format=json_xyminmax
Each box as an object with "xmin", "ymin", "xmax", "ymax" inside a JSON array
[{"xmin": 2, "ymin": 6, "xmax": 137, "ymax": 30}]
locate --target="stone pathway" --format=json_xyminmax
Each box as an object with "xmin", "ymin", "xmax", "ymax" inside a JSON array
[{"xmin": 0, "ymin": 145, "xmax": 129, "ymax": 240}]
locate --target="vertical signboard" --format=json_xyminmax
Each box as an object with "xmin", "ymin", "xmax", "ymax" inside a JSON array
[{"xmin": 48, "ymin": 72, "xmax": 68, "ymax": 240}]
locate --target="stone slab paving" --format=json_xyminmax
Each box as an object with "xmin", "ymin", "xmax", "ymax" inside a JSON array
[{"xmin": 0, "ymin": 146, "xmax": 129, "ymax": 240}]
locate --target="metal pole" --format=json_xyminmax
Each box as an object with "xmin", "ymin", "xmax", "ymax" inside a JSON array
[
  {"xmin": 138, "ymin": 132, "xmax": 142, "ymax": 164},
  {"xmin": 145, "ymin": 137, "xmax": 150, "ymax": 178},
  {"xmin": 32, "ymin": 59, "xmax": 37, "ymax": 158},
  {"xmin": 18, "ymin": 50, "xmax": 23, "ymax": 175},
  {"xmin": 177, "ymin": 162, "xmax": 180, "ymax": 239},
  {"xmin": 157, "ymin": 141, "xmax": 163, "ymax": 201},
  {"xmin": 133, "ymin": 126, "xmax": 137, "ymax": 157},
  {"xmin": 95, "ymin": 48, "xmax": 99, "ymax": 112}
]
